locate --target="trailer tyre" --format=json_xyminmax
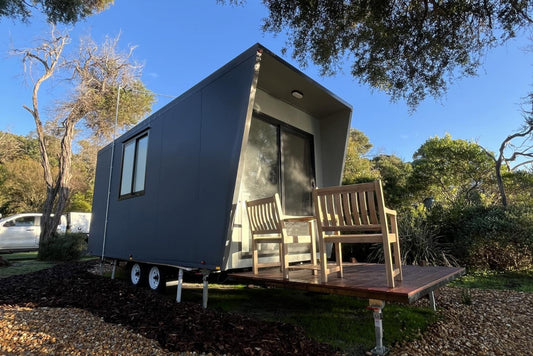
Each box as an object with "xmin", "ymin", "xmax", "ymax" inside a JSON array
[
  {"xmin": 148, "ymin": 265, "xmax": 166, "ymax": 292},
  {"xmin": 129, "ymin": 263, "xmax": 146, "ymax": 287}
]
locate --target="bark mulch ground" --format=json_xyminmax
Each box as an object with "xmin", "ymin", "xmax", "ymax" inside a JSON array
[{"xmin": 0, "ymin": 260, "xmax": 340, "ymax": 355}]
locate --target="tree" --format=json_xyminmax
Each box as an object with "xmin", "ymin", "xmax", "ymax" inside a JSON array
[
  {"xmin": 482, "ymin": 94, "xmax": 533, "ymax": 206},
  {"xmin": 15, "ymin": 27, "xmax": 154, "ymax": 248},
  {"xmin": 372, "ymin": 154, "xmax": 413, "ymax": 209},
  {"xmin": 409, "ymin": 134, "xmax": 497, "ymax": 206},
  {"xmin": 0, "ymin": 132, "xmax": 49, "ymax": 214},
  {"xmin": 0, "ymin": 158, "xmax": 47, "ymax": 214},
  {"xmin": 258, "ymin": 0, "xmax": 532, "ymax": 108},
  {"xmin": 1, "ymin": 0, "xmax": 113, "ymax": 24},
  {"xmin": 342, "ymin": 128, "xmax": 379, "ymax": 184},
  {"xmin": 0, "ymin": 131, "xmax": 24, "ymax": 163}
]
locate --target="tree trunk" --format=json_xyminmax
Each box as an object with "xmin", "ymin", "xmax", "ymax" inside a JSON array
[
  {"xmin": 39, "ymin": 116, "xmax": 76, "ymax": 245},
  {"xmin": 494, "ymin": 159, "xmax": 507, "ymax": 208}
]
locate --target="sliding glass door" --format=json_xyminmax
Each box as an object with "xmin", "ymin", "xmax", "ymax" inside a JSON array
[{"xmin": 241, "ymin": 113, "xmax": 315, "ymax": 216}]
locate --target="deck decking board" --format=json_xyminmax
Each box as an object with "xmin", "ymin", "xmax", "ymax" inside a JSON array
[{"xmin": 229, "ymin": 263, "xmax": 465, "ymax": 304}]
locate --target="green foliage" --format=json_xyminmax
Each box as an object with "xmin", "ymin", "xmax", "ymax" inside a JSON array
[
  {"xmin": 368, "ymin": 206, "xmax": 458, "ymax": 266},
  {"xmin": 397, "ymin": 207, "xmax": 458, "ymax": 266},
  {"xmin": 468, "ymin": 240, "xmax": 532, "ymax": 271},
  {"xmin": 260, "ymin": 0, "xmax": 532, "ymax": 108},
  {"xmin": 0, "ymin": 157, "xmax": 47, "ymax": 215},
  {"xmin": 433, "ymin": 204, "xmax": 533, "ymax": 271},
  {"xmin": 81, "ymin": 81, "xmax": 155, "ymax": 141},
  {"xmin": 372, "ymin": 154, "xmax": 413, "ymax": 209},
  {"xmin": 0, "ymin": 0, "xmax": 114, "ymax": 24},
  {"xmin": 68, "ymin": 190, "xmax": 92, "ymax": 212},
  {"xmin": 38, "ymin": 233, "xmax": 88, "ymax": 261},
  {"xmin": 342, "ymin": 128, "xmax": 379, "ymax": 185},
  {"xmin": 0, "ymin": 131, "xmax": 96, "ymax": 216},
  {"xmin": 503, "ymin": 170, "xmax": 533, "ymax": 206},
  {"xmin": 409, "ymin": 134, "xmax": 497, "ymax": 206}
]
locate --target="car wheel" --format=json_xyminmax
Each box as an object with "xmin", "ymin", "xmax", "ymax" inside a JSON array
[
  {"xmin": 129, "ymin": 263, "xmax": 145, "ymax": 286},
  {"xmin": 148, "ymin": 265, "xmax": 166, "ymax": 292}
]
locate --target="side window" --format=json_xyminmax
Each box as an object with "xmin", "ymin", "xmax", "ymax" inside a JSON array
[
  {"xmin": 10, "ymin": 216, "xmax": 36, "ymax": 227},
  {"xmin": 120, "ymin": 132, "xmax": 149, "ymax": 198}
]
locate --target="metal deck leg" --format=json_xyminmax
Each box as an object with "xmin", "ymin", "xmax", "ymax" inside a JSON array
[
  {"xmin": 111, "ymin": 259, "xmax": 117, "ymax": 280},
  {"xmin": 367, "ymin": 299, "xmax": 388, "ymax": 355},
  {"xmin": 429, "ymin": 290, "xmax": 436, "ymax": 311},
  {"xmin": 202, "ymin": 269, "xmax": 210, "ymax": 309},
  {"xmin": 176, "ymin": 269, "xmax": 184, "ymax": 303}
]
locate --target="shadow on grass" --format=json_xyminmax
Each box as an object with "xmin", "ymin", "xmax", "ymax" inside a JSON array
[{"xmin": 171, "ymin": 282, "xmax": 437, "ymax": 354}]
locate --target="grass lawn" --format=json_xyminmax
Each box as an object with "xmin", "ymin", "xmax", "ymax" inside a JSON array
[
  {"xmin": 173, "ymin": 282, "xmax": 437, "ymax": 353},
  {"xmin": 0, "ymin": 251, "xmax": 55, "ymax": 278},
  {"xmin": 452, "ymin": 269, "xmax": 533, "ymax": 292}
]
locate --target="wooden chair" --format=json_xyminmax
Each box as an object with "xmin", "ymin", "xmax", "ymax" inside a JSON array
[
  {"xmin": 312, "ymin": 180, "xmax": 403, "ymax": 287},
  {"xmin": 245, "ymin": 193, "xmax": 317, "ymax": 279}
]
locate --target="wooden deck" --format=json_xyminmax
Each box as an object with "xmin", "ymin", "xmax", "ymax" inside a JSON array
[{"xmin": 229, "ymin": 263, "xmax": 465, "ymax": 304}]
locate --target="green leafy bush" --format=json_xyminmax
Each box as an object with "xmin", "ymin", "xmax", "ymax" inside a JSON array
[
  {"xmin": 432, "ymin": 204, "xmax": 533, "ymax": 271},
  {"xmin": 368, "ymin": 206, "xmax": 458, "ymax": 266},
  {"xmin": 467, "ymin": 240, "xmax": 532, "ymax": 271},
  {"xmin": 38, "ymin": 233, "xmax": 88, "ymax": 261}
]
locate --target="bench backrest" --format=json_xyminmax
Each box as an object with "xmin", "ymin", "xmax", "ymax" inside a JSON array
[
  {"xmin": 312, "ymin": 181, "xmax": 387, "ymax": 234},
  {"xmin": 245, "ymin": 193, "xmax": 284, "ymax": 235}
]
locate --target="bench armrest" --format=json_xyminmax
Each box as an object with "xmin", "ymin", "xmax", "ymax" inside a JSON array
[{"xmin": 283, "ymin": 215, "xmax": 316, "ymax": 223}]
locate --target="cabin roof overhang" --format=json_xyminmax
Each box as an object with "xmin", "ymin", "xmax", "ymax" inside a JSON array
[{"xmin": 254, "ymin": 45, "xmax": 352, "ymax": 119}]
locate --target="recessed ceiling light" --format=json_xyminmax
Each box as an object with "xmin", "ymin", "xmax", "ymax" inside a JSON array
[{"xmin": 291, "ymin": 90, "xmax": 304, "ymax": 99}]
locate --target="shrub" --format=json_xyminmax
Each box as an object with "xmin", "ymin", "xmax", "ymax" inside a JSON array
[
  {"xmin": 432, "ymin": 203, "xmax": 533, "ymax": 271},
  {"xmin": 467, "ymin": 240, "xmax": 532, "ymax": 271},
  {"xmin": 368, "ymin": 206, "xmax": 458, "ymax": 266},
  {"xmin": 38, "ymin": 233, "xmax": 88, "ymax": 261}
]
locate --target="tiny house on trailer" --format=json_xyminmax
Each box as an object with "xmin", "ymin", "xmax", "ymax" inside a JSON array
[{"xmin": 89, "ymin": 43, "xmax": 352, "ymax": 290}]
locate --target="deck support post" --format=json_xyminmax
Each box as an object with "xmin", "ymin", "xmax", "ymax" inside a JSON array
[
  {"xmin": 176, "ymin": 268, "xmax": 184, "ymax": 303},
  {"xmin": 429, "ymin": 290, "xmax": 436, "ymax": 311},
  {"xmin": 202, "ymin": 269, "xmax": 210, "ymax": 309},
  {"xmin": 110, "ymin": 260, "xmax": 117, "ymax": 280},
  {"xmin": 367, "ymin": 299, "xmax": 388, "ymax": 356}
]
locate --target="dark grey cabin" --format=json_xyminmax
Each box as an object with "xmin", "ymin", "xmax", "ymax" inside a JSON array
[{"xmin": 89, "ymin": 43, "xmax": 352, "ymax": 272}]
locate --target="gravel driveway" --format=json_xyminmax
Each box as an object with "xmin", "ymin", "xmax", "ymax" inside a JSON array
[{"xmin": 1, "ymin": 261, "xmax": 532, "ymax": 355}]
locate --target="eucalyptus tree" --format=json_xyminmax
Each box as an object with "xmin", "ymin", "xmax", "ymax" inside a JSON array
[
  {"xmin": 482, "ymin": 95, "xmax": 533, "ymax": 207},
  {"xmin": 15, "ymin": 27, "xmax": 154, "ymax": 247},
  {"xmin": 409, "ymin": 134, "xmax": 497, "ymax": 206},
  {"xmin": 229, "ymin": 0, "xmax": 533, "ymax": 108},
  {"xmin": 342, "ymin": 128, "xmax": 379, "ymax": 184},
  {"xmin": 372, "ymin": 154, "xmax": 413, "ymax": 209}
]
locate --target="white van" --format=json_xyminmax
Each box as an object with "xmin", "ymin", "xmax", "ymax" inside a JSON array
[{"xmin": 0, "ymin": 213, "xmax": 67, "ymax": 252}]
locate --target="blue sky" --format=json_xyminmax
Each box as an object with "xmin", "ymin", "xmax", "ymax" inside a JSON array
[{"xmin": 0, "ymin": 1, "xmax": 531, "ymax": 162}]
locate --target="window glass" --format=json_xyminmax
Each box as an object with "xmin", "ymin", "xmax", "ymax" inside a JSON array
[
  {"xmin": 14, "ymin": 216, "xmax": 35, "ymax": 227},
  {"xmin": 241, "ymin": 118, "xmax": 280, "ymax": 201},
  {"xmin": 133, "ymin": 135, "xmax": 148, "ymax": 193},
  {"xmin": 120, "ymin": 140, "xmax": 136, "ymax": 196}
]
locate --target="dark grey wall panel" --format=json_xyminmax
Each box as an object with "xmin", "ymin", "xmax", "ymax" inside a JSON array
[
  {"xmin": 197, "ymin": 58, "xmax": 258, "ymax": 268},
  {"xmin": 90, "ymin": 44, "xmax": 352, "ymax": 271},
  {"xmin": 90, "ymin": 48, "xmax": 258, "ymax": 270},
  {"xmin": 88, "ymin": 146, "xmax": 111, "ymax": 256}
]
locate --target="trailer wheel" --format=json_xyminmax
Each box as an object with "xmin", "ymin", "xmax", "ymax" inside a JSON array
[
  {"xmin": 148, "ymin": 265, "xmax": 166, "ymax": 292},
  {"xmin": 129, "ymin": 263, "xmax": 145, "ymax": 286}
]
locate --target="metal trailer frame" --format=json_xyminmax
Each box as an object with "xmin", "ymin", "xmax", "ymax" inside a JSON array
[{"xmin": 89, "ymin": 44, "xmax": 352, "ymax": 284}]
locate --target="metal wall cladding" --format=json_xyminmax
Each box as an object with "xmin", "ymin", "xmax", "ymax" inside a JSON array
[
  {"xmin": 89, "ymin": 50, "xmax": 258, "ymax": 270},
  {"xmin": 89, "ymin": 43, "xmax": 353, "ymax": 271}
]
